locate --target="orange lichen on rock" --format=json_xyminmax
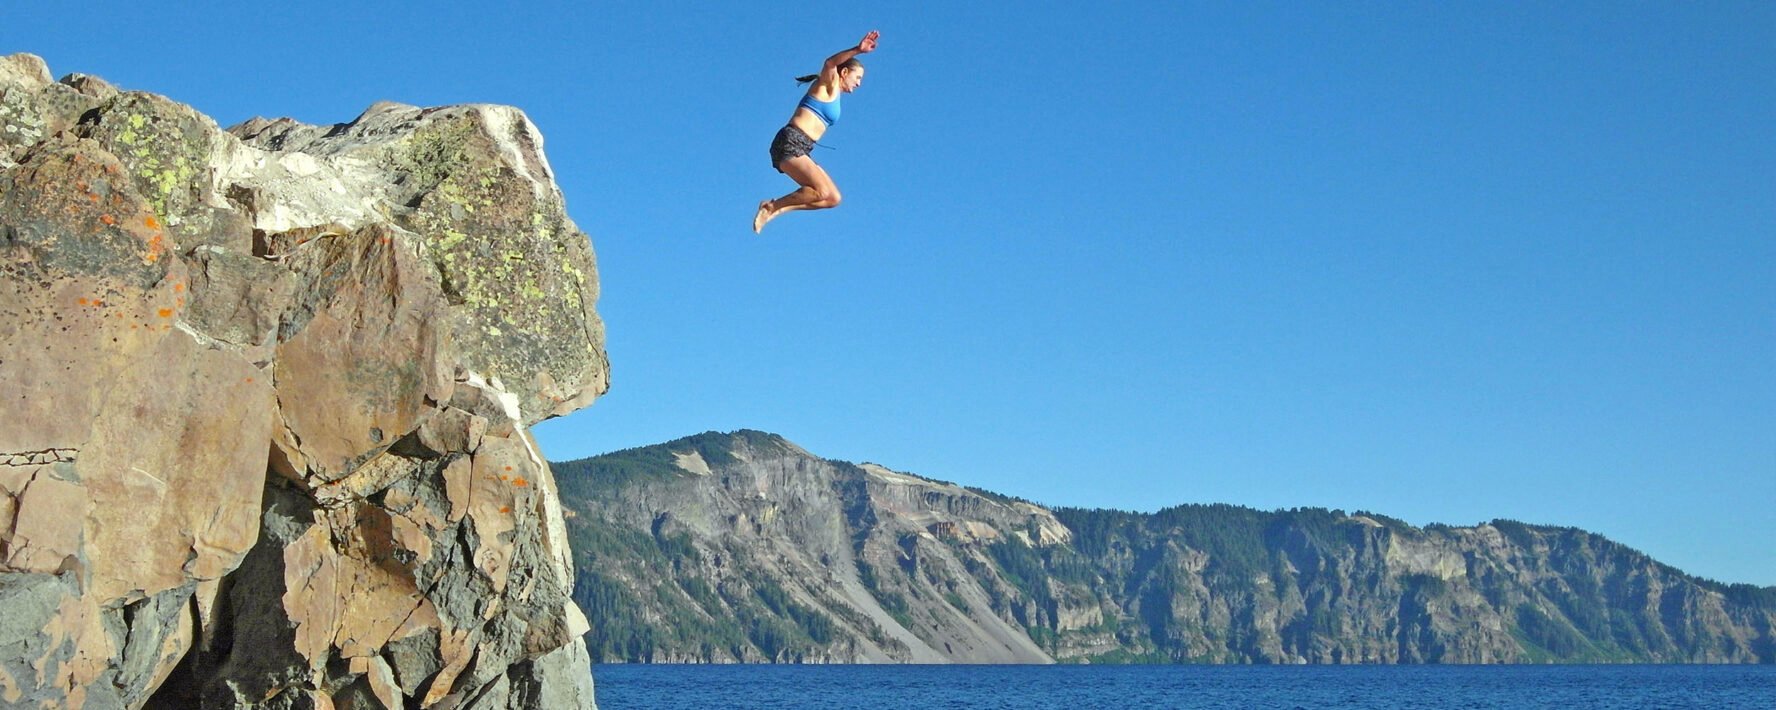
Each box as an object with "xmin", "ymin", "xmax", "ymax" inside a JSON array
[
  {"xmin": 100, "ymin": 214, "xmax": 116, "ymax": 225},
  {"xmin": 142, "ymin": 233, "xmax": 165, "ymax": 264},
  {"xmin": 158, "ymin": 309, "xmax": 173, "ymax": 318}
]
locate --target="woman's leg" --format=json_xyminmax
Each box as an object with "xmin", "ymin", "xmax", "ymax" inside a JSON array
[{"xmin": 754, "ymin": 155, "xmax": 841, "ymax": 233}]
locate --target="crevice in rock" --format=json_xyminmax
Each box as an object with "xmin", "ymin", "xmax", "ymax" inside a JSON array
[
  {"xmin": 140, "ymin": 595, "xmax": 202, "ymax": 708},
  {"xmin": 0, "ymin": 449, "xmax": 78, "ymax": 466}
]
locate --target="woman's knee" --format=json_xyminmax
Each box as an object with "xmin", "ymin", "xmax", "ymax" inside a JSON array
[{"xmin": 817, "ymin": 187, "xmax": 842, "ymax": 208}]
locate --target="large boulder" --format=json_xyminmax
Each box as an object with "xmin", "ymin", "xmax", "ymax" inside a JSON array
[{"xmin": 0, "ymin": 53, "xmax": 606, "ymax": 708}]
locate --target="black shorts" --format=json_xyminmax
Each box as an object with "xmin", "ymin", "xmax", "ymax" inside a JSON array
[{"xmin": 769, "ymin": 125, "xmax": 815, "ymax": 172}]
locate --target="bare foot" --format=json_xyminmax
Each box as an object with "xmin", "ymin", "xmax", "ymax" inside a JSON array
[{"xmin": 752, "ymin": 200, "xmax": 773, "ymax": 234}]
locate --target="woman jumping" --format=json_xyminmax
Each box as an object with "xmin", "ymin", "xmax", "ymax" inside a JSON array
[{"xmin": 753, "ymin": 30, "xmax": 879, "ymax": 234}]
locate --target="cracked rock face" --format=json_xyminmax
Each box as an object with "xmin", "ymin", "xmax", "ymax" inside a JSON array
[{"xmin": 1, "ymin": 53, "xmax": 605, "ymax": 708}]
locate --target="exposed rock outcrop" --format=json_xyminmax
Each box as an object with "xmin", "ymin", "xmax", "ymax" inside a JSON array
[{"xmin": 1, "ymin": 53, "xmax": 605, "ymax": 708}]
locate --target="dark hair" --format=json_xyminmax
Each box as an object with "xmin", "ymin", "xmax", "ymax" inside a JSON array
[{"xmin": 796, "ymin": 58, "xmax": 863, "ymax": 84}]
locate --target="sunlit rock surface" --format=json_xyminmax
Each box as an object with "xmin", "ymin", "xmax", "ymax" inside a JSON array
[{"xmin": 1, "ymin": 53, "xmax": 605, "ymax": 708}]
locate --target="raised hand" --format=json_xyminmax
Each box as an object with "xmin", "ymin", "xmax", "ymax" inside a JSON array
[{"xmin": 858, "ymin": 30, "xmax": 880, "ymax": 54}]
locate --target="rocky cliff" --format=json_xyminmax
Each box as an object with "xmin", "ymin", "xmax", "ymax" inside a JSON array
[
  {"xmin": 556, "ymin": 431, "xmax": 1776, "ymax": 665},
  {"xmin": 1, "ymin": 54, "xmax": 606, "ymax": 708},
  {"xmin": 1045, "ymin": 506, "xmax": 1775, "ymax": 663},
  {"xmin": 556, "ymin": 431, "xmax": 1058, "ymax": 663}
]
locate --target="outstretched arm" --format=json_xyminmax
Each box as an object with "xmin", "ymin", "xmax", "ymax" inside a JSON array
[{"xmin": 820, "ymin": 30, "xmax": 879, "ymax": 80}]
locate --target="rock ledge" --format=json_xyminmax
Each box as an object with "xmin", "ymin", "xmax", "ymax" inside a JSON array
[{"xmin": 1, "ymin": 53, "xmax": 605, "ymax": 709}]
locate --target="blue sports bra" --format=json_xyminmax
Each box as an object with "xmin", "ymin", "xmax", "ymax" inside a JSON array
[{"xmin": 798, "ymin": 92, "xmax": 841, "ymax": 126}]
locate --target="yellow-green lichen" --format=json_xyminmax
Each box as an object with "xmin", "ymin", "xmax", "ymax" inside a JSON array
[
  {"xmin": 389, "ymin": 114, "xmax": 597, "ymax": 387},
  {"xmin": 561, "ymin": 261, "xmax": 585, "ymax": 285},
  {"xmin": 436, "ymin": 230, "xmax": 468, "ymax": 250},
  {"xmin": 154, "ymin": 168, "xmax": 179, "ymax": 196}
]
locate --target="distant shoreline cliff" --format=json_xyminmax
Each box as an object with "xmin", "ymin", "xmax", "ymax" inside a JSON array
[{"xmin": 556, "ymin": 431, "xmax": 1776, "ymax": 665}]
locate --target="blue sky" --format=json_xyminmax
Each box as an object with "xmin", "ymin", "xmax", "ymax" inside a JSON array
[{"xmin": 8, "ymin": 2, "xmax": 1772, "ymax": 586}]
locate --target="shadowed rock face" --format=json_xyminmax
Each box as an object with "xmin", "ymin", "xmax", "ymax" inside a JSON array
[{"xmin": 1, "ymin": 53, "xmax": 605, "ymax": 708}]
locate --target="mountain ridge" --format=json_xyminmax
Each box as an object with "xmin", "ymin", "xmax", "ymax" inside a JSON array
[{"xmin": 554, "ymin": 430, "xmax": 1775, "ymax": 664}]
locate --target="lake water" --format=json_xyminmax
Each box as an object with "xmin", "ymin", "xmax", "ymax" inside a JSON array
[{"xmin": 590, "ymin": 664, "xmax": 1776, "ymax": 709}]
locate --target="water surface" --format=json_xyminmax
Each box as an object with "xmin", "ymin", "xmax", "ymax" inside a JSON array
[{"xmin": 591, "ymin": 664, "xmax": 1776, "ymax": 709}]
